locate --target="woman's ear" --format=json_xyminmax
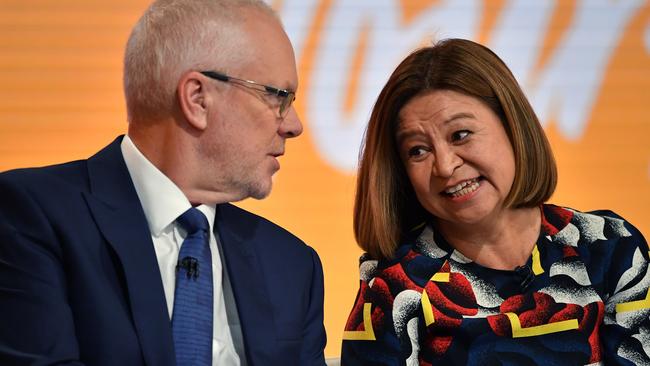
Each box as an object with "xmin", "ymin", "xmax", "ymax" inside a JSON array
[{"xmin": 177, "ymin": 71, "xmax": 210, "ymax": 131}]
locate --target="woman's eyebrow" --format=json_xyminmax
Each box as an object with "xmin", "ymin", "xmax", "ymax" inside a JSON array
[{"xmin": 443, "ymin": 112, "xmax": 476, "ymax": 125}]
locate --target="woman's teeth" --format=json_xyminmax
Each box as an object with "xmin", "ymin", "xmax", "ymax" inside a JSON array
[{"xmin": 445, "ymin": 178, "xmax": 480, "ymax": 197}]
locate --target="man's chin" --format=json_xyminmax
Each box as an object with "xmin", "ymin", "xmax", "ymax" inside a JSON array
[
  {"xmin": 247, "ymin": 180, "xmax": 273, "ymax": 200},
  {"xmin": 248, "ymin": 191, "xmax": 271, "ymax": 200}
]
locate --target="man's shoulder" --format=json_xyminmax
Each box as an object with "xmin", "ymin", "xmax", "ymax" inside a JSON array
[
  {"xmin": 216, "ymin": 203, "xmax": 310, "ymax": 250},
  {"xmin": 0, "ymin": 160, "xmax": 89, "ymax": 194},
  {"xmin": 217, "ymin": 203, "xmax": 300, "ymax": 238},
  {"xmin": 0, "ymin": 160, "xmax": 94, "ymax": 237},
  {"xmin": 0, "ymin": 137, "xmax": 124, "ymax": 196}
]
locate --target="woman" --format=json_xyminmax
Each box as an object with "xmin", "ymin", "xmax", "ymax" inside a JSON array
[{"xmin": 341, "ymin": 38, "xmax": 649, "ymax": 365}]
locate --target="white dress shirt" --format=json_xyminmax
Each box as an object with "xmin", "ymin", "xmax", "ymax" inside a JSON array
[{"xmin": 121, "ymin": 135, "xmax": 242, "ymax": 365}]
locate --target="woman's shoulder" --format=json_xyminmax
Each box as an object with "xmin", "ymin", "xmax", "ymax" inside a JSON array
[
  {"xmin": 355, "ymin": 244, "xmax": 422, "ymax": 281},
  {"xmin": 541, "ymin": 203, "xmax": 645, "ymax": 246},
  {"xmin": 355, "ymin": 228, "xmax": 451, "ymax": 290}
]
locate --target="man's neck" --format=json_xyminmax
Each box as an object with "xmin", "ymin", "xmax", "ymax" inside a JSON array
[{"xmin": 128, "ymin": 121, "xmax": 245, "ymax": 206}]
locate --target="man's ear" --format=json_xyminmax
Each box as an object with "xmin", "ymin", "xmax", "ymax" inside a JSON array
[{"xmin": 177, "ymin": 71, "xmax": 210, "ymax": 131}]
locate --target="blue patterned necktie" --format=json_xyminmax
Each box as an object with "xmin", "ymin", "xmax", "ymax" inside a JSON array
[{"xmin": 172, "ymin": 207, "xmax": 213, "ymax": 366}]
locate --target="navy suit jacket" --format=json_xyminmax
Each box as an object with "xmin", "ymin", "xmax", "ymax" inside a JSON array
[{"xmin": 0, "ymin": 137, "xmax": 326, "ymax": 365}]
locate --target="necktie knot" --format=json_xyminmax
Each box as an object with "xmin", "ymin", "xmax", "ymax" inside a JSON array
[
  {"xmin": 175, "ymin": 207, "xmax": 210, "ymax": 277},
  {"xmin": 176, "ymin": 207, "xmax": 209, "ymax": 235}
]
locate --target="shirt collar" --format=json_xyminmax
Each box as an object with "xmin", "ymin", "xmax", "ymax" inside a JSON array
[{"xmin": 120, "ymin": 135, "xmax": 215, "ymax": 236}]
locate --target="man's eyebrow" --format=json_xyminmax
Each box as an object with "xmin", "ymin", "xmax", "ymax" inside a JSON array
[{"xmin": 277, "ymin": 79, "xmax": 297, "ymax": 92}]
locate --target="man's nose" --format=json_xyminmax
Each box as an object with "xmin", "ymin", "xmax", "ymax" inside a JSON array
[{"xmin": 279, "ymin": 107, "xmax": 303, "ymax": 138}]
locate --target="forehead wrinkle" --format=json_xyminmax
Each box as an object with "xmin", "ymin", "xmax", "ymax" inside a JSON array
[
  {"xmin": 395, "ymin": 126, "xmax": 425, "ymax": 143},
  {"xmin": 395, "ymin": 113, "xmax": 431, "ymax": 144},
  {"xmin": 399, "ymin": 102, "xmax": 478, "ymax": 131},
  {"xmin": 400, "ymin": 101, "xmax": 448, "ymax": 126},
  {"xmin": 443, "ymin": 112, "xmax": 477, "ymax": 125}
]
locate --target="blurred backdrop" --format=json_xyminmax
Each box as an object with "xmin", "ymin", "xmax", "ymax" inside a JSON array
[{"xmin": 2, "ymin": 0, "xmax": 649, "ymax": 357}]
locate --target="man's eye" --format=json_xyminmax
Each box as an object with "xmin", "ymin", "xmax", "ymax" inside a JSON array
[
  {"xmin": 262, "ymin": 90, "xmax": 276, "ymax": 98},
  {"xmin": 261, "ymin": 92, "xmax": 282, "ymax": 105},
  {"xmin": 452, "ymin": 130, "xmax": 471, "ymax": 142}
]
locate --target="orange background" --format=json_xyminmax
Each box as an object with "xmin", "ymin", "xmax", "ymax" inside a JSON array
[{"xmin": 1, "ymin": 0, "xmax": 649, "ymax": 358}]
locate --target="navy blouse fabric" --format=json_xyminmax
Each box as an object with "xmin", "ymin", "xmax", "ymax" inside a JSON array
[{"xmin": 342, "ymin": 205, "xmax": 650, "ymax": 365}]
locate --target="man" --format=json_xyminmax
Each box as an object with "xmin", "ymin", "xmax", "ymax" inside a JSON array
[{"xmin": 0, "ymin": 0, "xmax": 326, "ymax": 365}]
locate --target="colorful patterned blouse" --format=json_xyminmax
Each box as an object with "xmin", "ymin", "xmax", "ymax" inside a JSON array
[{"xmin": 341, "ymin": 205, "xmax": 650, "ymax": 365}]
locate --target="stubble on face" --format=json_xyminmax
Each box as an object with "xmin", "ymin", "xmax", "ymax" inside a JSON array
[
  {"xmin": 196, "ymin": 114, "xmax": 278, "ymax": 202},
  {"xmin": 194, "ymin": 8, "xmax": 296, "ymax": 203}
]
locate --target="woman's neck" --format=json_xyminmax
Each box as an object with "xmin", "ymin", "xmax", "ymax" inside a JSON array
[{"xmin": 436, "ymin": 206, "xmax": 542, "ymax": 270}]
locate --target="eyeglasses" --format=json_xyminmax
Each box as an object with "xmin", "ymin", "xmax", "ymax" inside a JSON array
[{"xmin": 200, "ymin": 71, "xmax": 296, "ymax": 119}]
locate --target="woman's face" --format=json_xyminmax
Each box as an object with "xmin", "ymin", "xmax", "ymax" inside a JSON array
[{"xmin": 396, "ymin": 89, "xmax": 516, "ymax": 228}]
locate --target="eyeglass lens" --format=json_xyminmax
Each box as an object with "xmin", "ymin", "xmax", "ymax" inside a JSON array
[{"xmin": 279, "ymin": 94, "xmax": 295, "ymax": 118}]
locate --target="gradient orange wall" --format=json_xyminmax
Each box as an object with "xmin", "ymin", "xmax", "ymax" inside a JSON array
[{"xmin": 2, "ymin": 0, "xmax": 649, "ymax": 357}]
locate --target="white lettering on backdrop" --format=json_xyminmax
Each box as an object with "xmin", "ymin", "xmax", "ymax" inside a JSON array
[
  {"xmin": 492, "ymin": 0, "xmax": 643, "ymax": 139},
  {"xmin": 275, "ymin": 0, "xmax": 645, "ymax": 172}
]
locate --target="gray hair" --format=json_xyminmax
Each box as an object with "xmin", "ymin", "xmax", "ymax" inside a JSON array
[{"xmin": 123, "ymin": 0, "xmax": 277, "ymax": 123}]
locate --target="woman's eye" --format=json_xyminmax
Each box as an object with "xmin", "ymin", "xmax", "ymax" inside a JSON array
[
  {"xmin": 452, "ymin": 130, "xmax": 471, "ymax": 142},
  {"xmin": 408, "ymin": 146, "xmax": 427, "ymax": 157}
]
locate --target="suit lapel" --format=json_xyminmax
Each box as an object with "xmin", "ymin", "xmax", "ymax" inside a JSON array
[
  {"xmin": 216, "ymin": 204, "xmax": 277, "ymax": 365},
  {"xmin": 84, "ymin": 137, "xmax": 175, "ymax": 366}
]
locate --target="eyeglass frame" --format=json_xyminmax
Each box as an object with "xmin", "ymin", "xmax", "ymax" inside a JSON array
[{"xmin": 200, "ymin": 70, "xmax": 296, "ymax": 119}]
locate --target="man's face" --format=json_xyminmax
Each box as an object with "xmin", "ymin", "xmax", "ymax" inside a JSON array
[{"xmin": 198, "ymin": 9, "xmax": 302, "ymax": 202}]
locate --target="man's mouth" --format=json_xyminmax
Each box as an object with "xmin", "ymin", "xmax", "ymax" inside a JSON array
[{"xmin": 270, "ymin": 149, "xmax": 284, "ymax": 158}]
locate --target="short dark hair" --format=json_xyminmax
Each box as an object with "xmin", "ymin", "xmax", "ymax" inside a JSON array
[{"xmin": 354, "ymin": 38, "xmax": 557, "ymax": 260}]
